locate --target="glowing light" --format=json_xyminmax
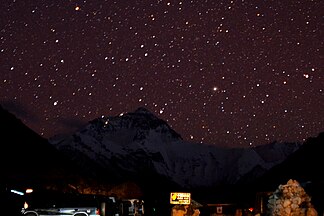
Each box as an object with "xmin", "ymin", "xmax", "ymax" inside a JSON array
[
  {"xmin": 10, "ymin": 189, "xmax": 24, "ymax": 196},
  {"xmin": 26, "ymin": 188, "xmax": 33, "ymax": 193}
]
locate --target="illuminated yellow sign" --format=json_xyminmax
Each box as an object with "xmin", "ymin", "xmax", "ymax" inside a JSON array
[{"xmin": 170, "ymin": 192, "xmax": 191, "ymax": 204}]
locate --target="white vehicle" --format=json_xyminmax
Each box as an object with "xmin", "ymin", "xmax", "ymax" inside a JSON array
[
  {"xmin": 21, "ymin": 190, "xmax": 119, "ymax": 216},
  {"xmin": 21, "ymin": 206, "xmax": 101, "ymax": 216}
]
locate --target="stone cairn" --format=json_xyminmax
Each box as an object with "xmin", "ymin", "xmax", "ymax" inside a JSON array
[{"xmin": 267, "ymin": 179, "xmax": 318, "ymax": 216}]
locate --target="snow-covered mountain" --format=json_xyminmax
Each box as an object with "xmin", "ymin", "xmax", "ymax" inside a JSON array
[{"xmin": 49, "ymin": 107, "xmax": 301, "ymax": 189}]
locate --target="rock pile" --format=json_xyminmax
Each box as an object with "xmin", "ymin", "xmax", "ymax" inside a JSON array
[{"xmin": 267, "ymin": 179, "xmax": 318, "ymax": 216}]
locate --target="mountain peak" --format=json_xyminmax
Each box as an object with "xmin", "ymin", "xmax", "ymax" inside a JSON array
[
  {"xmin": 133, "ymin": 107, "xmax": 153, "ymax": 115},
  {"xmin": 129, "ymin": 107, "xmax": 159, "ymax": 121}
]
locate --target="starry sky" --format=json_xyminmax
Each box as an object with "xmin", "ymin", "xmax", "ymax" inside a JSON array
[{"xmin": 0, "ymin": 0, "xmax": 323, "ymax": 147}]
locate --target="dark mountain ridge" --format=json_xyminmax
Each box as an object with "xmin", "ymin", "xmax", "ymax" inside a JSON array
[
  {"xmin": 0, "ymin": 105, "xmax": 70, "ymax": 187},
  {"xmin": 0, "ymin": 105, "xmax": 125, "ymax": 194}
]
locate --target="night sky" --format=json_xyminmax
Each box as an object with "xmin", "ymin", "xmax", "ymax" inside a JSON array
[{"xmin": 1, "ymin": 0, "xmax": 323, "ymax": 147}]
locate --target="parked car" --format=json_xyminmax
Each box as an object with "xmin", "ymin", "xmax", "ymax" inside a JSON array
[
  {"xmin": 21, "ymin": 206, "xmax": 101, "ymax": 216},
  {"xmin": 20, "ymin": 190, "xmax": 119, "ymax": 216}
]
